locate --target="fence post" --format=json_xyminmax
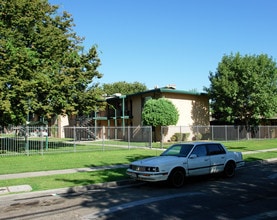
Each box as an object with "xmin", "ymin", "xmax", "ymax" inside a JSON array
[
  {"xmin": 160, "ymin": 126, "xmax": 163, "ymax": 149},
  {"xmin": 225, "ymin": 125, "xmax": 227, "ymax": 141},
  {"xmin": 73, "ymin": 126, "xmax": 76, "ymax": 152},
  {"xmin": 150, "ymin": 126, "xmax": 152, "ymax": 149},
  {"xmin": 128, "ymin": 126, "xmax": 130, "ymax": 149},
  {"xmin": 237, "ymin": 126, "xmax": 239, "ymax": 141},
  {"xmin": 102, "ymin": 126, "xmax": 105, "ymax": 151},
  {"xmin": 45, "ymin": 135, "xmax": 48, "ymax": 151},
  {"xmin": 40, "ymin": 135, "xmax": 44, "ymax": 155},
  {"xmin": 25, "ymin": 126, "xmax": 29, "ymax": 156}
]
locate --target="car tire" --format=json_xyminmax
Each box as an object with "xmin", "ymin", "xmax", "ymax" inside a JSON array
[
  {"xmin": 168, "ymin": 168, "xmax": 185, "ymax": 188},
  {"xmin": 224, "ymin": 161, "xmax": 235, "ymax": 178}
]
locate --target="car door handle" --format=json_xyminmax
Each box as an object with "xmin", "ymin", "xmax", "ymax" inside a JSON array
[{"xmin": 204, "ymin": 159, "xmax": 209, "ymax": 161}]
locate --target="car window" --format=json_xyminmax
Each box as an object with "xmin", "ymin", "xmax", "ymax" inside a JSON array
[
  {"xmin": 161, "ymin": 144, "xmax": 193, "ymax": 157},
  {"xmin": 207, "ymin": 144, "xmax": 226, "ymax": 155},
  {"xmin": 191, "ymin": 145, "xmax": 207, "ymax": 157},
  {"xmin": 164, "ymin": 145, "xmax": 182, "ymax": 156},
  {"xmin": 180, "ymin": 145, "xmax": 194, "ymax": 156}
]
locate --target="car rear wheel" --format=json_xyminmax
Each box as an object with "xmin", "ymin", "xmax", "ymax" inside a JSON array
[
  {"xmin": 224, "ymin": 161, "xmax": 235, "ymax": 178},
  {"xmin": 168, "ymin": 168, "xmax": 185, "ymax": 188}
]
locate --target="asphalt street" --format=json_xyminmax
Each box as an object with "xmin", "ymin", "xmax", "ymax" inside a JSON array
[{"xmin": 0, "ymin": 159, "xmax": 276, "ymax": 220}]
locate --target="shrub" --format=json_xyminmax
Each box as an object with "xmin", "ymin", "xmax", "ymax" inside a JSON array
[
  {"xmin": 193, "ymin": 132, "xmax": 202, "ymax": 141},
  {"xmin": 170, "ymin": 133, "xmax": 190, "ymax": 142}
]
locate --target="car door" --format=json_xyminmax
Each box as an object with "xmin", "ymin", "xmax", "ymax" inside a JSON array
[
  {"xmin": 207, "ymin": 144, "xmax": 226, "ymax": 173},
  {"xmin": 187, "ymin": 144, "xmax": 210, "ymax": 176}
]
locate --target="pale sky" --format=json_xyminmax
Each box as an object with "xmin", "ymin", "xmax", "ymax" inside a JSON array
[{"xmin": 49, "ymin": 0, "xmax": 277, "ymax": 92}]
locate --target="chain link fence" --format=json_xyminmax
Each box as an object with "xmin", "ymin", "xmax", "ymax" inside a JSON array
[
  {"xmin": 161, "ymin": 125, "xmax": 277, "ymax": 148},
  {"xmin": 0, "ymin": 126, "xmax": 152, "ymax": 156},
  {"xmin": 1, "ymin": 125, "xmax": 276, "ymax": 156}
]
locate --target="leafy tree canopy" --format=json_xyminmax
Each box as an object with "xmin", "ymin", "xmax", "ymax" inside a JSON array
[
  {"xmin": 205, "ymin": 53, "xmax": 277, "ymax": 127},
  {"xmin": 142, "ymin": 98, "xmax": 179, "ymax": 127},
  {"xmin": 102, "ymin": 81, "xmax": 147, "ymax": 95},
  {"xmin": 0, "ymin": 0, "xmax": 103, "ymax": 126}
]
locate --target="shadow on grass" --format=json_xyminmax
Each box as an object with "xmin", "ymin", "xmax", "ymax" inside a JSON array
[
  {"xmin": 225, "ymin": 145, "xmax": 248, "ymax": 150},
  {"xmin": 83, "ymin": 154, "xmax": 154, "ymax": 168},
  {"xmin": 244, "ymin": 151, "xmax": 277, "ymax": 162},
  {"xmin": 245, "ymin": 156, "xmax": 264, "ymax": 162},
  {"xmin": 55, "ymin": 168, "xmax": 128, "ymax": 188},
  {"xmin": 54, "ymin": 154, "xmax": 154, "ymax": 192}
]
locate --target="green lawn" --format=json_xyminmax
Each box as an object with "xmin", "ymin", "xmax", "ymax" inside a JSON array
[
  {"xmin": 0, "ymin": 148, "xmax": 161, "ymax": 175},
  {"xmin": 0, "ymin": 168, "xmax": 128, "ymax": 191},
  {"xmin": 223, "ymin": 139, "xmax": 277, "ymax": 151},
  {"xmin": 0, "ymin": 139, "xmax": 276, "ymax": 193}
]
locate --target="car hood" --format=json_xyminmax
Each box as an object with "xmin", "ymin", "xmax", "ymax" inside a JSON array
[{"xmin": 131, "ymin": 156, "xmax": 184, "ymax": 166}]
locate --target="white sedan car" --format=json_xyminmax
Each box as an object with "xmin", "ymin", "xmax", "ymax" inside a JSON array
[{"xmin": 127, "ymin": 142, "xmax": 245, "ymax": 187}]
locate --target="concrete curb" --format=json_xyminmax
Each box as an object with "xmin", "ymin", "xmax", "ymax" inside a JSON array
[
  {"xmin": 0, "ymin": 184, "xmax": 32, "ymax": 195},
  {"xmin": 0, "ymin": 179, "xmax": 142, "ymax": 199},
  {"xmin": 0, "ymin": 164, "xmax": 133, "ymax": 196}
]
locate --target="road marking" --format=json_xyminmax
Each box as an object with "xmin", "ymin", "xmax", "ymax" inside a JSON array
[{"xmin": 82, "ymin": 192, "xmax": 203, "ymax": 219}]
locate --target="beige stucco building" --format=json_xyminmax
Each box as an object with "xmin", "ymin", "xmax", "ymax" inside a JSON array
[{"xmin": 92, "ymin": 86, "xmax": 210, "ymax": 142}]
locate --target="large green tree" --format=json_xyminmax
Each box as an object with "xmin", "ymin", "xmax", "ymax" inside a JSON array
[
  {"xmin": 0, "ymin": 0, "xmax": 102, "ymax": 126},
  {"xmin": 205, "ymin": 53, "xmax": 277, "ymax": 128},
  {"xmin": 102, "ymin": 81, "xmax": 147, "ymax": 96},
  {"xmin": 142, "ymin": 98, "xmax": 179, "ymax": 127}
]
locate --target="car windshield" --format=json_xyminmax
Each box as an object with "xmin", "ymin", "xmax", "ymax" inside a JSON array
[{"xmin": 161, "ymin": 144, "xmax": 194, "ymax": 157}]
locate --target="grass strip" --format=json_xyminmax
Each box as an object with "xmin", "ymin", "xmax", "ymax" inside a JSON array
[
  {"xmin": 224, "ymin": 139, "xmax": 277, "ymax": 151},
  {"xmin": 243, "ymin": 151, "xmax": 277, "ymax": 162},
  {"xmin": 0, "ymin": 168, "xmax": 128, "ymax": 191},
  {"xmin": 0, "ymin": 149, "xmax": 160, "ymax": 175}
]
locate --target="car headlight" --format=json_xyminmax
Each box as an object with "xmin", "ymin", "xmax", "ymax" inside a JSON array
[
  {"xmin": 129, "ymin": 165, "xmax": 159, "ymax": 172},
  {"xmin": 145, "ymin": 167, "xmax": 159, "ymax": 172}
]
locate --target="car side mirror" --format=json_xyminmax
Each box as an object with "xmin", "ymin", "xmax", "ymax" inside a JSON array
[{"xmin": 189, "ymin": 154, "xmax": 197, "ymax": 159}]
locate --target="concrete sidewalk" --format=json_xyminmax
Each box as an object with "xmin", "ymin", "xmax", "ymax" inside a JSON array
[
  {"xmin": 0, "ymin": 164, "xmax": 128, "ymax": 195},
  {"xmin": 0, "ymin": 164, "xmax": 128, "ymax": 180},
  {"xmin": 241, "ymin": 148, "xmax": 277, "ymax": 155}
]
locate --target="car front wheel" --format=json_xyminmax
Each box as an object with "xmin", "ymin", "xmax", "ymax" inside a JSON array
[{"xmin": 168, "ymin": 168, "xmax": 185, "ymax": 188}]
